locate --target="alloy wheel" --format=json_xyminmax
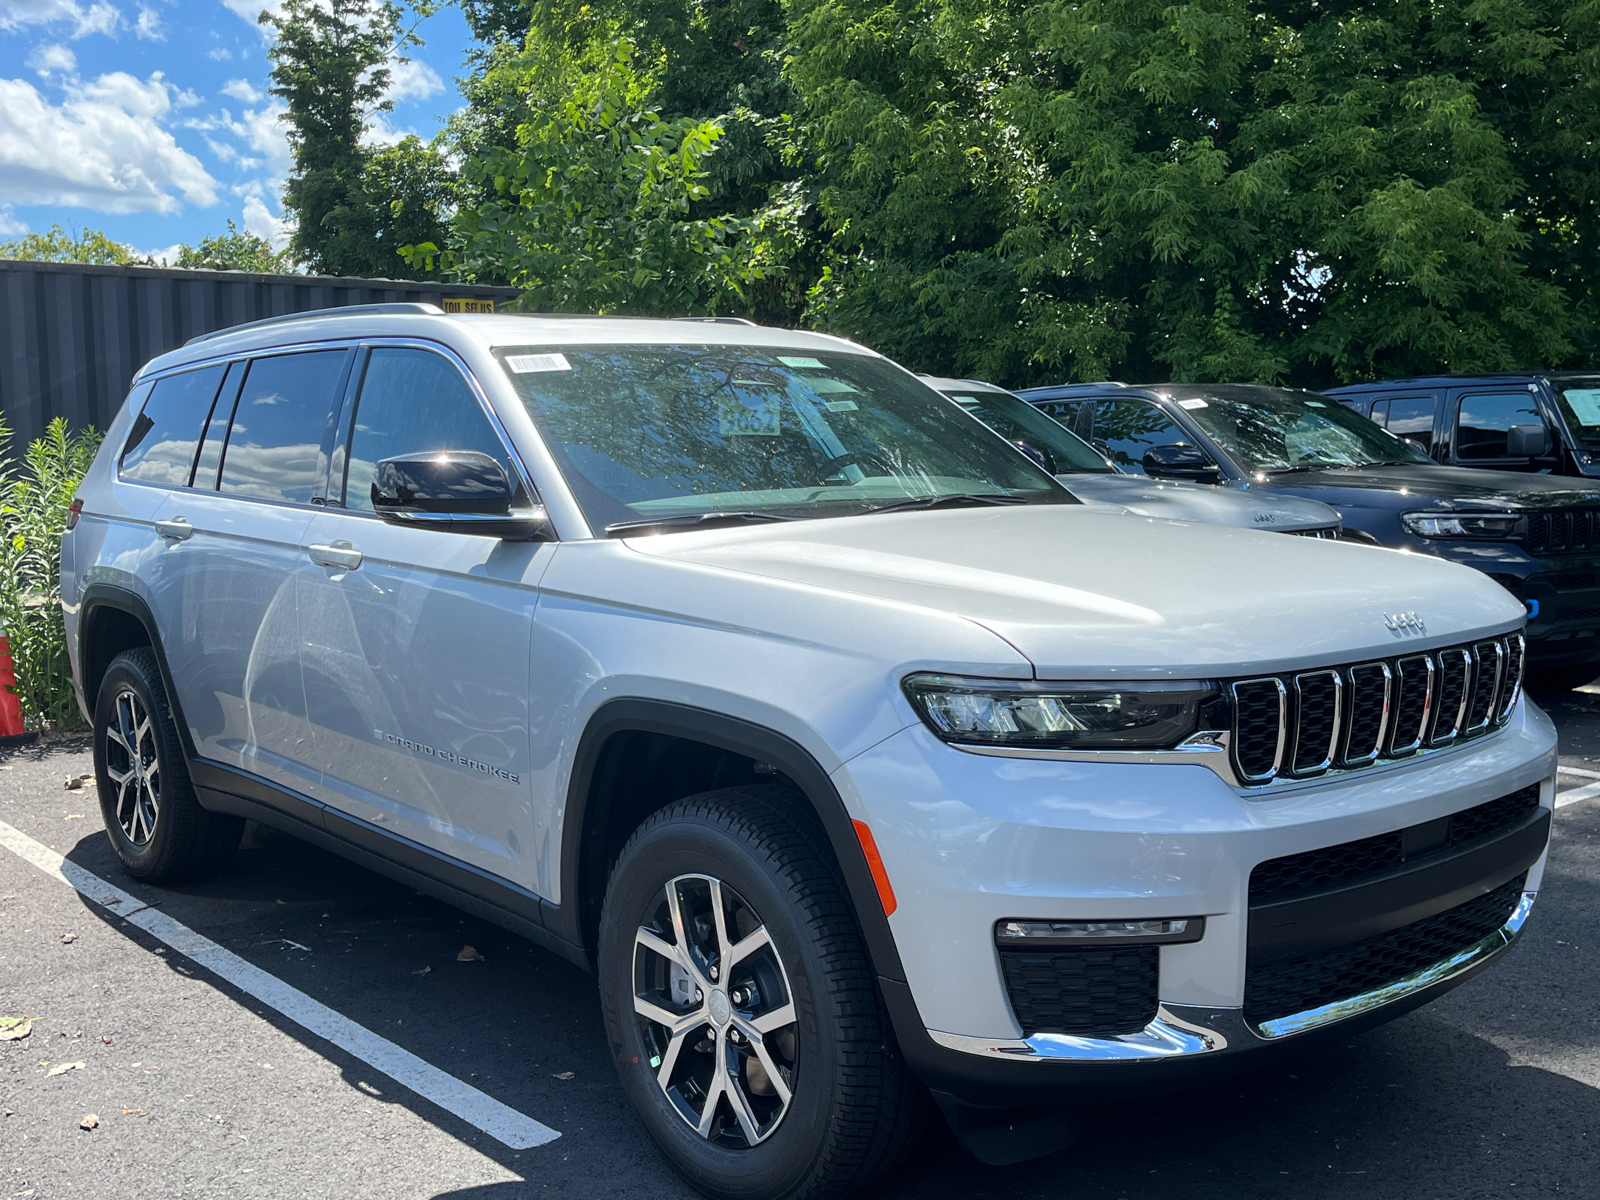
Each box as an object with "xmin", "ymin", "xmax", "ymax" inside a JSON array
[
  {"xmin": 632, "ymin": 873, "xmax": 799, "ymax": 1147},
  {"xmin": 104, "ymin": 688, "xmax": 160, "ymax": 846}
]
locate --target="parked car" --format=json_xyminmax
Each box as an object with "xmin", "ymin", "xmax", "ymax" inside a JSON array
[
  {"xmin": 921, "ymin": 375, "xmax": 1343, "ymax": 536},
  {"xmin": 66, "ymin": 306, "xmax": 1553, "ymax": 1200},
  {"xmin": 1324, "ymin": 372, "xmax": 1600, "ymax": 479},
  {"xmin": 1019, "ymin": 381, "xmax": 1600, "ymax": 690}
]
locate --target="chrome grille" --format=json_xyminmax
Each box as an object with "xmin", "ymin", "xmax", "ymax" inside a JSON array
[
  {"xmin": 1287, "ymin": 527, "xmax": 1341, "ymax": 540},
  {"xmin": 1229, "ymin": 634, "xmax": 1525, "ymax": 787}
]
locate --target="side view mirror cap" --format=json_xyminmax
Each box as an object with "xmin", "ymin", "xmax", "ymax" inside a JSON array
[
  {"xmin": 1506, "ymin": 423, "xmax": 1552, "ymax": 458},
  {"xmin": 1011, "ymin": 439, "xmax": 1057, "ymax": 474},
  {"xmin": 1142, "ymin": 443, "xmax": 1220, "ymax": 481},
  {"xmin": 372, "ymin": 450, "xmax": 553, "ymax": 540}
]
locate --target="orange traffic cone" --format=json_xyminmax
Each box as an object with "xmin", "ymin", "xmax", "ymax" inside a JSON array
[{"xmin": 0, "ymin": 627, "xmax": 38, "ymax": 749}]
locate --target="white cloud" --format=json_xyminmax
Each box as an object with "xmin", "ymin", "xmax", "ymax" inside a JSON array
[
  {"xmin": 207, "ymin": 46, "xmax": 232, "ymax": 60},
  {"xmin": 221, "ymin": 77, "xmax": 261, "ymax": 102},
  {"xmin": 26, "ymin": 43, "xmax": 76, "ymax": 75},
  {"xmin": 0, "ymin": 71, "xmax": 220, "ymax": 214},
  {"xmin": 134, "ymin": 3, "xmax": 160, "ymax": 38},
  {"xmin": 0, "ymin": 0, "xmax": 120, "ymax": 37},
  {"xmin": 384, "ymin": 57, "xmax": 443, "ymax": 103},
  {"xmin": 0, "ymin": 206, "xmax": 25, "ymax": 235},
  {"xmin": 242, "ymin": 194, "xmax": 291, "ymax": 250},
  {"xmin": 223, "ymin": 0, "xmax": 283, "ymax": 34},
  {"xmin": 137, "ymin": 240, "xmax": 183, "ymax": 265}
]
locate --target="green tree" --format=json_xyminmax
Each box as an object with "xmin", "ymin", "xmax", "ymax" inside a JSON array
[
  {"xmin": 786, "ymin": 0, "xmax": 1595, "ymax": 386},
  {"xmin": 262, "ymin": 0, "xmax": 456, "ymax": 279},
  {"xmin": 176, "ymin": 220, "xmax": 293, "ymax": 273},
  {"xmin": 0, "ymin": 224, "xmax": 137, "ymax": 265},
  {"xmin": 421, "ymin": 31, "xmax": 792, "ymax": 311}
]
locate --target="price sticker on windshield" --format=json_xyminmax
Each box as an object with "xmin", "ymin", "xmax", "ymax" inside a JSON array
[
  {"xmin": 1177, "ymin": 398, "xmax": 1208, "ymax": 410},
  {"xmin": 506, "ymin": 353, "xmax": 572, "ymax": 373},
  {"xmin": 778, "ymin": 356, "xmax": 825, "ymax": 368}
]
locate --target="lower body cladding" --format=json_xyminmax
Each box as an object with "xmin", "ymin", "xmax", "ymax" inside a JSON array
[{"xmin": 842, "ymin": 700, "xmax": 1556, "ymax": 1108}]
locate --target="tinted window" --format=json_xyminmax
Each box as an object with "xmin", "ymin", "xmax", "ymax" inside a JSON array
[
  {"xmin": 1369, "ymin": 400, "xmax": 1390, "ymax": 427},
  {"xmin": 1035, "ymin": 399, "xmax": 1093, "ymax": 440},
  {"xmin": 120, "ymin": 364, "xmax": 226, "ymax": 485},
  {"xmin": 191, "ymin": 361, "xmax": 242, "ymax": 490},
  {"xmin": 1456, "ymin": 391, "xmax": 1542, "ymax": 460},
  {"xmin": 943, "ymin": 390, "xmax": 1113, "ymax": 473},
  {"xmin": 1092, "ymin": 399, "xmax": 1193, "ymax": 476},
  {"xmin": 1554, "ymin": 378, "xmax": 1600, "ymax": 449},
  {"xmin": 219, "ymin": 351, "xmax": 345, "ymax": 503},
  {"xmin": 1382, "ymin": 395, "xmax": 1437, "ymax": 450},
  {"xmin": 344, "ymin": 348, "xmax": 517, "ymax": 513}
]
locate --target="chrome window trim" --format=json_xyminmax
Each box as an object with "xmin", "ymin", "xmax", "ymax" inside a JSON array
[
  {"xmin": 1340, "ymin": 661, "xmax": 1392, "ymax": 766},
  {"xmin": 1230, "ymin": 677, "xmax": 1287, "ymax": 782},
  {"xmin": 1289, "ymin": 670, "xmax": 1342, "ymax": 776},
  {"xmin": 1388, "ymin": 653, "xmax": 1434, "ymax": 755}
]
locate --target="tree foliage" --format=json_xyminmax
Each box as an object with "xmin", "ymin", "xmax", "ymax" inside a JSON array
[
  {"xmin": 176, "ymin": 220, "xmax": 293, "ymax": 273},
  {"xmin": 263, "ymin": 0, "xmax": 457, "ymax": 279},
  {"xmin": 0, "ymin": 224, "xmax": 138, "ymax": 265}
]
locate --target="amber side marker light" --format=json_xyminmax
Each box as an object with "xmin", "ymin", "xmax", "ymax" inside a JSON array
[{"xmin": 851, "ymin": 820, "xmax": 898, "ymax": 917}]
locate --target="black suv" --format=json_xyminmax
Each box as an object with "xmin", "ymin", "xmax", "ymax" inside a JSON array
[
  {"xmin": 1017, "ymin": 381, "xmax": 1600, "ymax": 688},
  {"xmin": 1324, "ymin": 373, "xmax": 1600, "ymax": 480}
]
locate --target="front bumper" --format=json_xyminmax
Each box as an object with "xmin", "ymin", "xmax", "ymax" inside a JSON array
[{"xmin": 840, "ymin": 699, "xmax": 1556, "ymax": 1103}]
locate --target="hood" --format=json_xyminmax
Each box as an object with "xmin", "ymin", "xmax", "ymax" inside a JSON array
[
  {"xmin": 1057, "ymin": 472, "xmax": 1339, "ymax": 531},
  {"xmin": 623, "ymin": 506, "xmax": 1523, "ymax": 679},
  {"xmin": 1252, "ymin": 463, "xmax": 1600, "ymax": 511}
]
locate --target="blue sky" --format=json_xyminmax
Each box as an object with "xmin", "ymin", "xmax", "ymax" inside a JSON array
[{"xmin": 0, "ymin": 0, "xmax": 477, "ymax": 262}]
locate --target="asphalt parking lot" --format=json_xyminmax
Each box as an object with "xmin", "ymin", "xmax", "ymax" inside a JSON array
[{"xmin": 3, "ymin": 688, "xmax": 1598, "ymax": 1200}]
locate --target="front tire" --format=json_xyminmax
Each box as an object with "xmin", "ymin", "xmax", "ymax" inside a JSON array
[
  {"xmin": 93, "ymin": 648, "xmax": 241, "ymax": 883},
  {"xmin": 598, "ymin": 786, "xmax": 924, "ymax": 1200}
]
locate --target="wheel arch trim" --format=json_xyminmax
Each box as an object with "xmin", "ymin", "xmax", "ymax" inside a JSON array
[{"xmin": 77, "ymin": 584, "xmax": 198, "ymax": 762}]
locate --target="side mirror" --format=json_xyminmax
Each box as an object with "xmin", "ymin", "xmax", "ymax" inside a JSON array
[
  {"xmin": 1011, "ymin": 439, "xmax": 1057, "ymax": 474},
  {"xmin": 1142, "ymin": 443, "xmax": 1220, "ymax": 482},
  {"xmin": 1507, "ymin": 424, "xmax": 1552, "ymax": 458},
  {"xmin": 372, "ymin": 450, "xmax": 552, "ymax": 540}
]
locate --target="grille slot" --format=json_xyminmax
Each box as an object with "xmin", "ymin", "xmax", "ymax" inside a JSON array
[
  {"xmin": 1430, "ymin": 649, "xmax": 1471, "ymax": 744},
  {"xmin": 1231, "ymin": 679, "xmax": 1286, "ymax": 781},
  {"xmin": 1528, "ymin": 508, "xmax": 1600, "ymax": 554},
  {"xmin": 998, "ymin": 945, "xmax": 1159, "ymax": 1036},
  {"xmin": 1388, "ymin": 655, "xmax": 1433, "ymax": 755},
  {"xmin": 1291, "ymin": 671, "xmax": 1341, "ymax": 775},
  {"xmin": 1227, "ymin": 636, "xmax": 1523, "ymax": 788},
  {"xmin": 1244, "ymin": 875, "xmax": 1525, "ymax": 1024}
]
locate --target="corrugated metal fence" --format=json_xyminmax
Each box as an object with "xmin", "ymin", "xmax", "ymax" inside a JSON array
[{"xmin": 0, "ymin": 260, "xmax": 521, "ymax": 449}]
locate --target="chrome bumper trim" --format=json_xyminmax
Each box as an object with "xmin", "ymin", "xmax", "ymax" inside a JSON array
[{"xmin": 928, "ymin": 890, "xmax": 1535, "ymax": 1062}]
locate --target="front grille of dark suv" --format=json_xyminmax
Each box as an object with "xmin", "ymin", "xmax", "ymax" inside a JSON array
[
  {"xmin": 1247, "ymin": 783, "xmax": 1541, "ymax": 906},
  {"xmin": 1243, "ymin": 875, "xmax": 1525, "ymax": 1024},
  {"xmin": 997, "ymin": 945, "xmax": 1159, "ymax": 1037},
  {"xmin": 1227, "ymin": 634, "xmax": 1524, "ymax": 785},
  {"xmin": 1527, "ymin": 509, "xmax": 1600, "ymax": 554},
  {"xmin": 1288, "ymin": 527, "xmax": 1342, "ymax": 540}
]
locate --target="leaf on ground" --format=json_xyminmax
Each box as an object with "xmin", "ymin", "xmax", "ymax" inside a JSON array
[
  {"xmin": 46, "ymin": 1060, "xmax": 85, "ymax": 1076},
  {"xmin": 0, "ymin": 1017, "xmax": 32, "ymax": 1041},
  {"xmin": 79, "ymin": 1114, "xmax": 99, "ymax": 1130},
  {"xmin": 411, "ymin": 965, "xmax": 431, "ymax": 976},
  {"xmin": 62, "ymin": 813, "xmax": 84, "ymax": 820},
  {"xmin": 551, "ymin": 1071, "xmax": 575, "ymax": 1081},
  {"xmin": 122, "ymin": 1108, "xmax": 150, "ymax": 1117},
  {"xmin": 61, "ymin": 932, "xmax": 78, "ymax": 944},
  {"xmin": 456, "ymin": 945, "xmax": 484, "ymax": 962},
  {"xmin": 99, "ymin": 1035, "xmax": 112, "ymax": 1045}
]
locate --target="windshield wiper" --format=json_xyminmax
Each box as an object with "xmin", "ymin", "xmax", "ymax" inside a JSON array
[
  {"xmin": 860, "ymin": 493, "xmax": 1033, "ymax": 516},
  {"xmin": 604, "ymin": 511, "xmax": 803, "ymax": 536}
]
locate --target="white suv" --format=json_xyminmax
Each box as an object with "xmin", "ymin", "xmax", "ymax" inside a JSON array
[{"xmin": 63, "ymin": 305, "xmax": 1555, "ymax": 1198}]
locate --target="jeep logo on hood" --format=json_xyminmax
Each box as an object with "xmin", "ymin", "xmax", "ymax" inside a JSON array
[{"xmin": 1384, "ymin": 611, "xmax": 1426, "ymax": 635}]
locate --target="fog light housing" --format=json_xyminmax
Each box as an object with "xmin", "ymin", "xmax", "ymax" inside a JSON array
[{"xmin": 995, "ymin": 918, "xmax": 1205, "ymax": 946}]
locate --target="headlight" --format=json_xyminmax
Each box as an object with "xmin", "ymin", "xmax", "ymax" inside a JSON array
[
  {"xmin": 902, "ymin": 673, "xmax": 1222, "ymax": 749},
  {"xmin": 1402, "ymin": 512, "xmax": 1522, "ymax": 539}
]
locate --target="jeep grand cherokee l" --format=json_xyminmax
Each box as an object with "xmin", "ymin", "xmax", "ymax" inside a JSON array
[{"xmin": 64, "ymin": 305, "xmax": 1555, "ymax": 1200}]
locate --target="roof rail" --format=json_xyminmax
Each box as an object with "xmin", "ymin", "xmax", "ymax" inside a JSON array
[
  {"xmin": 184, "ymin": 302, "xmax": 445, "ymax": 346},
  {"xmin": 671, "ymin": 316, "xmax": 759, "ymax": 326}
]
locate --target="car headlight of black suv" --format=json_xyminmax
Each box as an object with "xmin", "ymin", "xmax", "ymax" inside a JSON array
[{"xmin": 1401, "ymin": 512, "xmax": 1523, "ymax": 539}]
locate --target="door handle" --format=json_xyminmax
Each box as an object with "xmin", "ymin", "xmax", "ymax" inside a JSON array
[
  {"xmin": 154, "ymin": 517, "xmax": 193, "ymax": 542},
  {"xmin": 308, "ymin": 541, "xmax": 363, "ymax": 570}
]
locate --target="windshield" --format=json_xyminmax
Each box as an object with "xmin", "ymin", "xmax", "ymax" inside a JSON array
[
  {"xmin": 1554, "ymin": 378, "xmax": 1600, "ymax": 449},
  {"xmin": 498, "ymin": 345, "xmax": 1071, "ymax": 531},
  {"xmin": 1176, "ymin": 389, "xmax": 1432, "ymax": 472},
  {"xmin": 939, "ymin": 388, "xmax": 1116, "ymax": 474}
]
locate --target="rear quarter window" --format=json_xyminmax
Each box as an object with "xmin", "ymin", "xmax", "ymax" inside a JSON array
[{"xmin": 120, "ymin": 364, "xmax": 228, "ymax": 485}]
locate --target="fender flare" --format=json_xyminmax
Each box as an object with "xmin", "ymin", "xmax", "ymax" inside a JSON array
[
  {"xmin": 553, "ymin": 697, "xmax": 910, "ymax": 989},
  {"xmin": 77, "ymin": 583, "xmax": 199, "ymax": 761}
]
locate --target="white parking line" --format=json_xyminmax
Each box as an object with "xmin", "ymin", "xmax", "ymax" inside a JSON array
[
  {"xmin": 1557, "ymin": 781, "xmax": 1600, "ymax": 809},
  {"xmin": 1558, "ymin": 765, "xmax": 1600, "ymax": 780},
  {"xmin": 0, "ymin": 818, "xmax": 560, "ymax": 1151}
]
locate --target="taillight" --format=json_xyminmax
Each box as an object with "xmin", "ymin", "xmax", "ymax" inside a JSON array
[{"xmin": 66, "ymin": 498, "xmax": 83, "ymax": 530}]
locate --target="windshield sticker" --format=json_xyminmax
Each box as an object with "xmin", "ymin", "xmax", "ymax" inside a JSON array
[
  {"xmin": 718, "ymin": 394, "xmax": 781, "ymax": 436},
  {"xmin": 825, "ymin": 400, "xmax": 859, "ymax": 412},
  {"xmin": 506, "ymin": 353, "xmax": 571, "ymax": 373},
  {"xmin": 808, "ymin": 378, "xmax": 859, "ymax": 394},
  {"xmin": 1177, "ymin": 398, "xmax": 1208, "ymax": 409},
  {"xmin": 778, "ymin": 356, "xmax": 825, "ymax": 368},
  {"xmin": 1305, "ymin": 399, "xmax": 1326, "ymax": 407},
  {"xmin": 1566, "ymin": 389, "xmax": 1600, "ymax": 426}
]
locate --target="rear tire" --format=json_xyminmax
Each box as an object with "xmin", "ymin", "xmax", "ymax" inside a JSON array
[
  {"xmin": 598, "ymin": 786, "xmax": 926, "ymax": 1200},
  {"xmin": 92, "ymin": 648, "xmax": 241, "ymax": 883}
]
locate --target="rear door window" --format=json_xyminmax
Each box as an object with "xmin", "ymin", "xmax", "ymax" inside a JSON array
[
  {"xmin": 1375, "ymin": 394, "xmax": 1438, "ymax": 451},
  {"xmin": 341, "ymin": 347, "xmax": 519, "ymax": 513},
  {"xmin": 1091, "ymin": 399, "xmax": 1192, "ymax": 475},
  {"xmin": 218, "ymin": 350, "xmax": 348, "ymax": 503},
  {"xmin": 1033, "ymin": 399, "xmax": 1093, "ymax": 441},
  {"xmin": 1454, "ymin": 390, "xmax": 1542, "ymax": 461},
  {"xmin": 120, "ymin": 364, "xmax": 228, "ymax": 485}
]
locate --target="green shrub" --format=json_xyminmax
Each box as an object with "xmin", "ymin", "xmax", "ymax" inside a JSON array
[{"xmin": 0, "ymin": 415, "xmax": 103, "ymax": 731}]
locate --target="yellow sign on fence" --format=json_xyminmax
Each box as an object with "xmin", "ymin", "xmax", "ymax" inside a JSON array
[{"xmin": 441, "ymin": 298, "xmax": 498, "ymax": 314}]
